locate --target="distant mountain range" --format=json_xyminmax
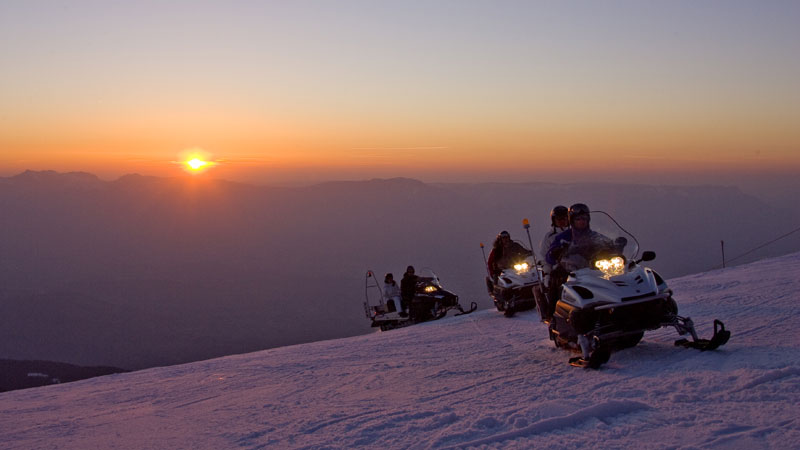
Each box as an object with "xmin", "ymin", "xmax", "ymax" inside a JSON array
[{"xmin": 1, "ymin": 170, "xmax": 798, "ymax": 370}]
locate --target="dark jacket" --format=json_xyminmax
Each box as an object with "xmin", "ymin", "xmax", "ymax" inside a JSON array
[
  {"xmin": 401, "ymin": 274, "xmax": 418, "ymax": 300},
  {"xmin": 491, "ymin": 242, "xmax": 532, "ymax": 276}
]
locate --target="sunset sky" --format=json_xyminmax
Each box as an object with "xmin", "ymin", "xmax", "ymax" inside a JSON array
[{"xmin": 1, "ymin": 0, "xmax": 799, "ymax": 186}]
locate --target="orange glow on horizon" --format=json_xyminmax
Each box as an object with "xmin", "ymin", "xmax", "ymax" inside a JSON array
[{"xmin": 1, "ymin": 145, "xmax": 799, "ymax": 183}]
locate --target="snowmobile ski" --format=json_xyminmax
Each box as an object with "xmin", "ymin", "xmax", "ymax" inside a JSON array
[
  {"xmin": 674, "ymin": 319, "xmax": 731, "ymax": 351},
  {"xmin": 454, "ymin": 302, "xmax": 478, "ymax": 316}
]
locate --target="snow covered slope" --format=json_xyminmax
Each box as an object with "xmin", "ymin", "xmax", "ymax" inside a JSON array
[{"xmin": 2, "ymin": 253, "xmax": 799, "ymax": 449}]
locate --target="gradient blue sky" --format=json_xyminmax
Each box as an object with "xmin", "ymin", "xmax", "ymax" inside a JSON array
[{"xmin": 1, "ymin": 0, "xmax": 799, "ymax": 187}]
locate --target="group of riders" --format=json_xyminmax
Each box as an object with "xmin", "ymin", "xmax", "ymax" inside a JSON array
[
  {"xmin": 373, "ymin": 204, "xmax": 729, "ymax": 366},
  {"xmin": 381, "ymin": 265, "xmax": 431, "ymax": 319},
  {"xmin": 487, "ymin": 203, "xmax": 626, "ymax": 320},
  {"xmin": 378, "ymin": 202, "xmax": 626, "ymax": 321}
]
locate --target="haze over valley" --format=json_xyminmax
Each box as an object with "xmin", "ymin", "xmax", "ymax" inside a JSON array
[{"xmin": 2, "ymin": 170, "xmax": 798, "ymax": 370}]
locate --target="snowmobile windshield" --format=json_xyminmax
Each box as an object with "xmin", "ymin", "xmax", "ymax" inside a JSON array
[
  {"xmin": 415, "ymin": 268, "xmax": 443, "ymax": 292},
  {"xmin": 504, "ymin": 251, "xmax": 536, "ymax": 275},
  {"xmin": 559, "ymin": 211, "xmax": 640, "ymax": 274},
  {"xmin": 584, "ymin": 211, "xmax": 640, "ymax": 263}
]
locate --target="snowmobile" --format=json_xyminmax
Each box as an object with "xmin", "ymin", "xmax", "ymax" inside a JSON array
[
  {"xmin": 544, "ymin": 212, "xmax": 731, "ymax": 369},
  {"xmin": 484, "ymin": 253, "xmax": 541, "ymax": 318},
  {"xmin": 482, "ymin": 220, "xmax": 544, "ymax": 318},
  {"xmin": 363, "ymin": 269, "xmax": 477, "ymax": 331}
]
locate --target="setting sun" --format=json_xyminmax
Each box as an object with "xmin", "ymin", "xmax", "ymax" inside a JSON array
[
  {"xmin": 179, "ymin": 148, "xmax": 216, "ymax": 174},
  {"xmin": 187, "ymin": 158, "xmax": 209, "ymax": 170}
]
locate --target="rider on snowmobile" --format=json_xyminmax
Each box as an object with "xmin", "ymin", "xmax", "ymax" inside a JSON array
[
  {"xmin": 383, "ymin": 273, "xmax": 402, "ymax": 313},
  {"xmin": 546, "ymin": 203, "xmax": 625, "ymax": 272},
  {"xmin": 543, "ymin": 203, "xmax": 626, "ymax": 317},
  {"xmin": 487, "ymin": 230, "xmax": 532, "ymax": 279},
  {"xmin": 539, "ymin": 205, "xmax": 569, "ymax": 286}
]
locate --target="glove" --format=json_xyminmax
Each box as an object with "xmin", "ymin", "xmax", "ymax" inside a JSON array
[{"xmin": 551, "ymin": 241, "xmax": 569, "ymax": 260}]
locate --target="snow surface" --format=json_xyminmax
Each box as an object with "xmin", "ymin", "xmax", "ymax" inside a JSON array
[{"xmin": 2, "ymin": 253, "xmax": 800, "ymax": 449}]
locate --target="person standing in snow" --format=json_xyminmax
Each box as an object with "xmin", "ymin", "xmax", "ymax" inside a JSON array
[
  {"xmin": 383, "ymin": 273, "xmax": 402, "ymax": 313},
  {"xmin": 400, "ymin": 266, "xmax": 418, "ymax": 316}
]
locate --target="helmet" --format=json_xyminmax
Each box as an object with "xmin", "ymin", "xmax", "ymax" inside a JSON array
[
  {"xmin": 568, "ymin": 203, "xmax": 590, "ymax": 224},
  {"xmin": 550, "ymin": 205, "xmax": 568, "ymax": 226},
  {"xmin": 494, "ymin": 231, "xmax": 511, "ymax": 247}
]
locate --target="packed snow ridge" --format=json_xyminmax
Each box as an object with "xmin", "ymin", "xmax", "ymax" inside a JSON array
[{"xmin": 2, "ymin": 253, "xmax": 800, "ymax": 449}]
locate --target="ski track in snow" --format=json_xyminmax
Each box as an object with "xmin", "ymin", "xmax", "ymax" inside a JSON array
[
  {"xmin": 437, "ymin": 400, "xmax": 652, "ymax": 449},
  {"xmin": 2, "ymin": 253, "xmax": 800, "ymax": 448}
]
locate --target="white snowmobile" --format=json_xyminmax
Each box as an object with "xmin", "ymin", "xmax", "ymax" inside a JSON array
[
  {"xmin": 484, "ymin": 253, "xmax": 541, "ymax": 317},
  {"xmin": 482, "ymin": 221, "xmax": 544, "ymax": 317},
  {"xmin": 363, "ymin": 269, "xmax": 477, "ymax": 331},
  {"xmin": 544, "ymin": 211, "xmax": 731, "ymax": 369}
]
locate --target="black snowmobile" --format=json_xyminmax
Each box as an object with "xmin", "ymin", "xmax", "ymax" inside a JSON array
[
  {"xmin": 543, "ymin": 211, "xmax": 731, "ymax": 369},
  {"xmin": 363, "ymin": 269, "xmax": 477, "ymax": 331}
]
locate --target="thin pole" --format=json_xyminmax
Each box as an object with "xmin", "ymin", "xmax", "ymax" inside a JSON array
[
  {"xmin": 523, "ymin": 219, "xmax": 543, "ymax": 284},
  {"xmin": 480, "ymin": 243, "xmax": 491, "ymax": 277},
  {"xmin": 721, "ymin": 240, "xmax": 726, "ymax": 268},
  {"xmin": 523, "ymin": 219, "xmax": 538, "ymax": 266}
]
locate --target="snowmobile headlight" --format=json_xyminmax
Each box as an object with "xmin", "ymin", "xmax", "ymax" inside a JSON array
[
  {"xmin": 595, "ymin": 256, "xmax": 625, "ymax": 277},
  {"xmin": 424, "ymin": 285, "xmax": 437, "ymax": 293},
  {"xmin": 513, "ymin": 262, "xmax": 529, "ymax": 272}
]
